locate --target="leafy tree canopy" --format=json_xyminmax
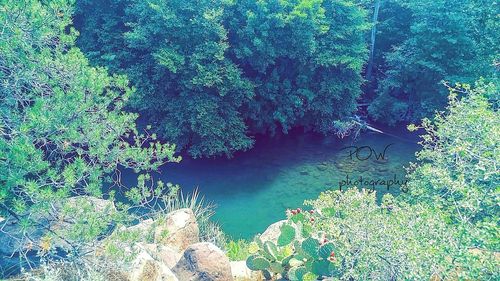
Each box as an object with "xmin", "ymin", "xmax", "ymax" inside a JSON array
[
  {"xmin": 74, "ymin": 0, "xmax": 369, "ymax": 157},
  {"xmin": 368, "ymin": 0, "xmax": 499, "ymax": 124},
  {"xmin": 0, "ymin": 0, "xmax": 179, "ymax": 258}
]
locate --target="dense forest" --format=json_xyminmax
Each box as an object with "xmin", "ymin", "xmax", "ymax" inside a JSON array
[
  {"xmin": 73, "ymin": 0, "xmax": 498, "ymax": 157},
  {"xmin": 0, "ymin": 0, "xmax": 498, "ymax": 280}
]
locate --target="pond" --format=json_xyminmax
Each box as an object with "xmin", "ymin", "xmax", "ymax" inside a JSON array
[{"xmin": 120, "ymin": 127, "xmax": 420, "ymax": 239}]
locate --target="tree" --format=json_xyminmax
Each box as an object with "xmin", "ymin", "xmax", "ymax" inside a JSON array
[
  {"xmin": 226, "ymin": 0, "xmax": 369, "ymax": 135},
  {"xmin": 368, "ymin": 0, "xmax": 499, "ymax": 124},
  {"xmin": 245, "ymin": 81, "xmax": 499, "ymax": 280},
  {"xmin": 74, "ymin": 0, "xmax": 370, "ymax": 157},
  {"xmin": 406, "ymin": 81, "xmax": 499, "ymax": 274},
  {"xmin": 122, "ymin": 0, "xmax": 256, "ymax": 158},
  {"xmin": 0, "ymin": 0, "xmax": 179, "ymax": 266},
  {"xmin": 73, "ymin": 0, "xmax": 130, "ymax": 73}
]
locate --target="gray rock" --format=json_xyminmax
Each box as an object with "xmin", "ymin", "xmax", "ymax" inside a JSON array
[
  {"xmin": 129, "ymin": 250, "xmax": 178, "ymax": 281},
  {"xmin": 142, "ymin": 243, "xmax": 182, "ymax": 269},
  {"xmin": 154, "ymin": 208, "xmax": 199, "ymax": 253},
  {"xmin": 316, "ymin": 163, "xmax": 328, "ymax": 171},
  {"xmin": 259, "ymin": 220, "xmax": 287, "ymax": 245},
  {"xmin": 230, "ymin": 261, "xmax": 264, "ymax": 281},
  {"xmin": 173, "ymin": 242, "xmax": 233, "ymax": 281}
]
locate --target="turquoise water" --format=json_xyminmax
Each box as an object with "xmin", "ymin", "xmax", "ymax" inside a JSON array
[{"xmin": 122, "ymin": 128, "xmax": 420, "ymax": 239}]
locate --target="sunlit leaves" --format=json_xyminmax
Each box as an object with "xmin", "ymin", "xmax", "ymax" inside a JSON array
[{"xmin": 0, "ymin": 0, "xmax": 179, "ymax": 261}]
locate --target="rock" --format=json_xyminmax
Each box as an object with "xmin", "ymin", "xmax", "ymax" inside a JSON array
[
  {"xmin": 299, "ymin": 170, "xmax": 309, "ymax": 176},
  {"xmin": 377, "ymin": 166, "xmax": 389, "ymax": 172},
  {"xmin": 142, "ymin": 243, "xmax": 182, "ymax": 269},
  {"xmin": 129, "ymin": 250, "xmax": 178, "ymax": 281},
  {"xmin": 373, "ymin": 157, "xmax": 389, "ymax": 164},
  {"xmin": 229, "ymin": 261, "xmax": 249, "ymax": 278},
  {"xmin": 127, "ymin": 218, "xmax": 155, "ymax": 233},
  {"xmin": 230, "ymin": 261, "xmax": 264, "ymax": 281},
  {"xmin": 0, "ymin": 196, "xmax": 115, "ymax": 256},
  {"xmin": 316, "ymin": 164, "xmax": 328, "ymax": 171},
  {"xmin": 154, "ymin": 208, "xmax": 199, "ymax": 252},
  {"xmin": 66, "ymin": 196, "xmax": 116, "ymax": 213},
  {"xmin": 173, "ymin": 242, "xmax": 233, "ymax": 281},
  {"xmin": 259, "ymin": 220, "xmax": 287, "ymax": 245}
]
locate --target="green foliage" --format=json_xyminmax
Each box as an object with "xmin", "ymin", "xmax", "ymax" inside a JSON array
[
  {"xmin": 247, "ymin": 81, "xmax": 499, "ymax": 280},
  {"xmin": 227, "ymin": 0, "xmax": 369, "ymax": 135},
  {"xmin": 406, "ymin": 81, "xmax": 499, "ymax": 272},
  {"xmin": 74, "ymin": 0, "xmax": 499, "ymax": 152},
  {"xmin": 246, "ymin": 190, "xmax": 472, "ymax": 280},
  {"xmin": 0, "ymin": 0, "xmax": 179, "ymax": 263},
  {"xmin": 245, "ymin": 212, "xmax": 338, "ymax": 280},
  {"xmin": 123, "ymin": 0, "xmax": 256, "ymax": 158},
  {"xmin": 226, "ymin": 239, "xmax": 251, "ymax": 261},
  {"xmin": 407, "ymin": 81, "xmax": 499, "ymax": 222},
  {"xmin": 368, "ymin": 0, "xmax": 499, "ymax": 124},
  {"xmin": 74, "ymin": 0, "xmax": 369, "ymax": 157}
]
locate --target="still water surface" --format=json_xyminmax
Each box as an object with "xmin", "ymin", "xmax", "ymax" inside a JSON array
[{"xmin": 122, "ymin": 128, "xmax": 420, "ymax": 239}]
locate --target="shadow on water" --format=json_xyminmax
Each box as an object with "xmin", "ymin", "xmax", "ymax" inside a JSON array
[{"xmin": 118, "ymin": 126, "xmax": 421, "ymax": 239}]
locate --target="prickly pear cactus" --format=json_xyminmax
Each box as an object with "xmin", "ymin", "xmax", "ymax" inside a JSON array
[
  {"xmin": 247, "ymin": 255, "xmax": 269, "ymax": 269},
  {"xmin": 301, "ymin": 237, "xmax": 320, "ymax": 257},
  {"xmin": 245, "ymin": 208, "xmax": 340, "ymax": 281},
  {"xmin": 277, "ymin": 223, "xmax": 296, "ymax": 246}
]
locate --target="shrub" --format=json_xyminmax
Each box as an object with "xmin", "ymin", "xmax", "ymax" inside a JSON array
[
  {"xmin": 247, "ymin": 189, "xmax": 464, "ymax": 280},
  {"xmin": 246, "ymin": 81, "xmax": 499, "ymax": 280},
  {"xmin": 226, "ymin": 239, "xmax": 251, "ymax": 261}
]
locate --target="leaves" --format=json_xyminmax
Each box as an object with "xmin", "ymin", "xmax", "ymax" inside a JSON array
[
  {"xmin": 246, "ymin": 255, "xmax": 271, "ymax": 271},
  {"xmin": 0, "ymin": 0, "xmax": 179, "ymax": 262},
  {"xmin": 301, "ymin": 237, "xmax": 320, "ymax": 257},
  {"xmin": 369, "ymin": 0, "xmax": 498, "ymax": 124},
  {"xmin": 277, "ymin": 223, "xmax": 296, "ymax": 246},
  {"xmin": 74, "ymin": 0, "xmax": 368, "ymax": 157},
  {"xmin": 319, "ymin": 242, "xmax": 335, "ymax": 259}
]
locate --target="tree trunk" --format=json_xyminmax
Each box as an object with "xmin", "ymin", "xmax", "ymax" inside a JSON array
[{"xmin": 366, "ymin": 0, "xmax": 382, "ymax": 81}]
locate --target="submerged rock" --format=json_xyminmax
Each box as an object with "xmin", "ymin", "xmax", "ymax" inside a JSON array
[
  {"xmin": 173, "ymin": 242, "xmax": 233, "ymax": 281},
  {"xmin": 154, "ymin": 208, "xmax": 199, "ymax": 252},
  {"xmin": 316, "ymin": 164, "xmax": 328, "ymax": 171}
]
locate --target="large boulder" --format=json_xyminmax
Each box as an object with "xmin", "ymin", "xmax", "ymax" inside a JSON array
[
  {"xmin": 129, "ymin": 250, "xmax": 178, "ymax": 281},
  {"xmin": 230, "ymin": 261, "xmax": 264, "ymax": 281},
  {"xmin": 259, "ymin": 220, "xmax": 287, "ymax": 244},
  {"xmin": 142, "ymin": 243, "xmax": 182, "ymax": 269},
  {"xmin": 173, "ymin": 242, "xmax": 233, "ymax": 281},
  {"xmin": 154, "ymin": 208, "xmax": 199, "ymax": 252}
]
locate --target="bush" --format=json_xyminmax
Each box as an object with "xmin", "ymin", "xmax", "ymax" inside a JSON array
[
  {"xmin": 226, "ymin": 239, "xmax": 251, "ymax": 261},
  {"xmin": 246, "ymin": 81, "xmax": 499, "ymax": 280},
  {"xmin": 246, "ymin": 189, "xmax": 463, "ymax": 280},
  {"xmin": 0, "ymin": 0, "xmax": 181, "ymax": 275}
]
